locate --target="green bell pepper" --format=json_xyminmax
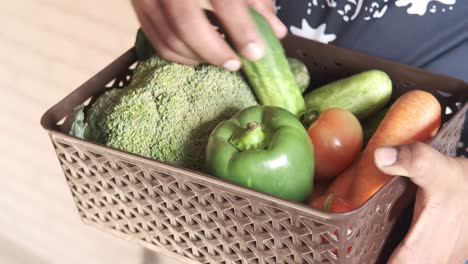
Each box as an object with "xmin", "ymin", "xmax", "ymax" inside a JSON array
[{"xmin": 205, "ymin": 105, "xmax": 315, "ymax": 202}]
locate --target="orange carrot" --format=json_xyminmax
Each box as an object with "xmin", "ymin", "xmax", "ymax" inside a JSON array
[
  {"xmin": 315, "ymin": 90, "xmax": 441, "ymax": 210},
  {"xmin": 309, "ymin": 180, "xmax": 332, "ymax": 201},
  {"xmin": 323, "ymin": 157, "xmax": 359, "ymax": 198},
  {"xmin": 310, "ymin": 154, "xmax": 359, "ymax": 211}
]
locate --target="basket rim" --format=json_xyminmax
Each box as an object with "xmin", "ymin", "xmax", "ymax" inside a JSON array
[
  {"xmin": 40, "ymin": 48, "xmax": 136, "ymax": 132},
  {"xmin": 285, "ymin": 34, "xmax": 468, "ymax": 87}
]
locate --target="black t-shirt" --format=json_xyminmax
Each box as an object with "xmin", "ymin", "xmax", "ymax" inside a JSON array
[{"xmin": 275, "ymin": 0, "xmax": 468, "ymax": 155}]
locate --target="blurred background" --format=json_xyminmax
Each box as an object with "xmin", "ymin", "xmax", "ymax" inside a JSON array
[{"xmin": 0, "ymin": 0, "xmax": 186, "ymax": 263}]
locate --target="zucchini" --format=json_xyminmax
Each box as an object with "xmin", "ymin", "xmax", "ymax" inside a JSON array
[
  {"xmin": 303, "ymin": 70, "xmax": 392, "ymax": 124},
  {"xmin": 241, "ymin": 8, "xmax": 306, "ymax": 117},
  {"xmin": 288, "ymin": 57, "xmax": 310, "ymax": 94}
]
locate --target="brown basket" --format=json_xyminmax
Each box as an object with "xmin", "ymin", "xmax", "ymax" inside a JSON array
[{"xmin": 41, "ymin": 35, "xmax": 468, "ymax": 264}]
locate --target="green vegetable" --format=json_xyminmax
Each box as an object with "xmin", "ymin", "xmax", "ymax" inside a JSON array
[
  {"xmin": 70, "ymin": 105, "xmax": 88, "ymax": 138},
  {"xmin": 240, "ymin": 8, "xmax": 306, "ymax": 118},
  {"xmin": 205, "ymin": 105, "xmax": 314, "ymax": 202},
  {"xmin": 303, "ymin": 70, "xmax": 392, "ymax": 125},
  {"xmin": 135, "ymin": 29, "xmax": 155, "ymax": 61},
  {"xmin": 288, "ymin": 57, "xmax": 310, "ymax": 93},
  {"xmin": 362, "ymin": 107, "xmax": 389, "ymax": 147},
  {"xmin": 71, "ymin": 56, "xmax": 258, "ymax": 170}
]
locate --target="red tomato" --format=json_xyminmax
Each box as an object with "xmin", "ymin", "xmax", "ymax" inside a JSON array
[{"xmin": 308, "ymin": 108, "xmax": 363, "ymax": 181}]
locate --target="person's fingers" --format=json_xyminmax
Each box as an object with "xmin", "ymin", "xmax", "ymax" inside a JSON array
[
  {"xmin": 162, "ymin": 1, "xmax": 242, "ymax": 71},
  {"xmin": 378, "ymin": 143, "xmax": 468, "ymax": 263},
  {"xmin": 141, "ymin": 0, "xmax": 203, "ymax": 62},
  {"xmin": 387, "ymin": 190, "xmax": 468, "ymax": 264},
  {"xmin": 248, "ymin": 0, "xmax": 288, "ymax": 38},
  {"xmin": 210, "ymin": 0, "xmax": 265, "ymax": 61},
  {"xmin": 131, "ymin": 0, "xmax": 200, "ymax": 65},
  {"xmin": 374, "ymin": 142, "xmax": 466, "ymax": 194},
  {"xmin": 140, "ymin": 14, "xmax": 200, "ymax": 65}
]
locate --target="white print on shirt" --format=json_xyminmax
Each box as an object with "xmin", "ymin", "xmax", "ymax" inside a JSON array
[
  {"xmin": 289, "ymin": 0, "xmax": 457, "ymax": 23},
  {"xmin": 363, "ymin": 1, "xmax": 390, "ymax": 20},
  {"xmin": 273, "ymin": 0, "xmax": 281, "ymax": 12},
  {"xmin": 290, "ymin": 19, "xmax": 337, "ymax": 44},
  {"xmin": 285, "ymin": 0, "xmax": 457, "ymax": 43},
  {"xmin": 337, "ymin": 0, "xmax": 364, "ymax": 22},
  {"xmin": 395, "ymin": 0, "xmax": 456, "ymax": 16},
  {"xmin": 326, "ymin": 0, "xmax": 337, "ymax": 8}
]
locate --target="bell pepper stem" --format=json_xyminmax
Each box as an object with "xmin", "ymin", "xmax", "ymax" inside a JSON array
[
  {"xmin": 229, "ymin": 121, "xmax": 266, "ymax": 151},
  {"xmin": 247, "ymin": 121, "xmax": 260, "ymax": 130}
]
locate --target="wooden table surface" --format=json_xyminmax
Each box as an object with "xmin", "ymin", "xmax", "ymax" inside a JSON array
[{"xmin": 0, "ymin": 0, "xmax": 184, "ymax": 263}]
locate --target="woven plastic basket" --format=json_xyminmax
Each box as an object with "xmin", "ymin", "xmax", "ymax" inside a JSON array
[{"xmin": 41, "ymin": 34, "xmax": 467, "ymax": 264}]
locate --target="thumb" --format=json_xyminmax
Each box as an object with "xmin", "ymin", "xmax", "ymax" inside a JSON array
[
  {"xmin": 377, "ymin": 143, "xmax": 468, "ymax": 264},
  {"xmin": 373, "ymin": 142, "xmax": 462, "ymax": 193}
]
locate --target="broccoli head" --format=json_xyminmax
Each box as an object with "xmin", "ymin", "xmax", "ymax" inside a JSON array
[{"xmin": 73, "ymin": 57, "xmax": 258, "ymax": 170}]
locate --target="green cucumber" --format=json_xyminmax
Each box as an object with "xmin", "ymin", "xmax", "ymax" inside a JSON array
[
  {"xmin": 241, "ymin": 8, "xmax": 306, "ymax": 117},
  {"xmin": 303, "ymin": 70, "xmax": 392, "ymax": 124},
  {"xmin": 288, "ymin": 57, "xmax": 311, "ymax": 94}
]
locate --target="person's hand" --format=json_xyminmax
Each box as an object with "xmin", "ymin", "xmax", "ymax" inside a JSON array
[
  {"xmin": 374, "ymin": 142, "xmax": 468, "ymax": 263},
  {"xmin": 131, "ymin": 0, "xmax": 287, "ymax": 71}
]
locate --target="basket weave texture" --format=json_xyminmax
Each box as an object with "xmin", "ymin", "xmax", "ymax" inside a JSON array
[{"xmin": 42, "ymin": 35, "xmax": 468, "ymax": 264}]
